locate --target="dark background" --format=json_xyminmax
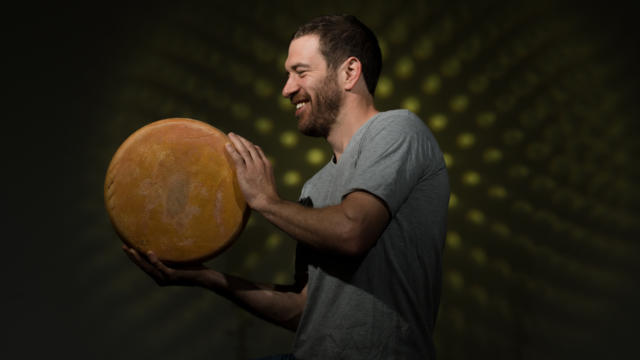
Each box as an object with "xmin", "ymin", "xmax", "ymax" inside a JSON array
[{"xmin": 4, "ymin": 1, "xmax": 639, "ymax": 359}]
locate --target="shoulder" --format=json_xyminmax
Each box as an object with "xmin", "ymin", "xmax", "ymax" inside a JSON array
[
  {"xmin": 376, "ymin": 109, "xmax": 424, "ymax": 125},
  {"xmin": 360, "ymin": 109, "xmax": 432, "ymax": 144},
  {"xmin": 359, "ymin": 110, "xmax": 445, "ymax": 168}
]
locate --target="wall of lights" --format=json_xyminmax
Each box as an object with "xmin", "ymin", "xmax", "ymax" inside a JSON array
[{"xmin": 62, "ymin": 1, "xmax": 640, "ymax": 359}]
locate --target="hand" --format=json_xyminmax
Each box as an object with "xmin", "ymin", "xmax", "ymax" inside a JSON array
[
  {"xmin": 225, "ymin": 132, "xmax": 279, "ymax": 211},
  {"xmin": 122, "ymin": 244, "xmax": 206, "ymax": 287}
]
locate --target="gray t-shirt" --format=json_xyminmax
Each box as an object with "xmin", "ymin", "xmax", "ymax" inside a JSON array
[{"xmin": 292, "ymin": 110, "xmax": 449, "ymax": 359}]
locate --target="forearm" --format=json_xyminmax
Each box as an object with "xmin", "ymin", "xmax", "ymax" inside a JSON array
[
  {"xmin": 195, "ymin": 269, "xmax": 306, "ymax": 331},
  {"xmin": 256, "ymin": 197, "xmax": 366, "ymax": 255},
  {"xmin": 123, "ymin": 246, "xmax": 305, "ymax": 331}
]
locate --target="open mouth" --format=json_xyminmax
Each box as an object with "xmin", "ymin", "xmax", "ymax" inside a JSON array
[{"xmin": 294, "ymin": 100, "xmax": 310, "ymax": 116}]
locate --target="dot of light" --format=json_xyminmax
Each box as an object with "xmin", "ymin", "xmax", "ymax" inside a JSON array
[
  {"xmin": 467, "ymin": 209, "xmax": 486, "ymax": 225},
  {"xmin": 491, "ymin": 222, "xmax": 512, "ymax": 238},
  {"xmin": 441, "ymin": 57, "xmax": 461, "ymax": 77},
  {"xmin": 483, "ymin": 148, "xmax": 503, "ymax": 163},
  {"xmin": 279, "ymin": 131, "xmax": 299, "ymax": 148},
  {"xmin": 446, "ymin": 231, "xmax": 462, "ymax": 250},
  {"xmin": 488, "ymin": 185, "xmax": 508, "ymax": 199},
  {"xmin": 462, "ymin": 171, "xmax": 482, "ymax": 186},
  {"xmin": 428, "ymin": 113, "xmax": 448, "ymax": 131},
  {"xmin": 243, "ymin": 252, "xmax": 260, "ymax": 270},
  {"xmin": 395, "ymin": 56, "xmax": 415, "ymax": 79},
  {"xmin": 456, "ymin": 132, "xmax": 476, "ymax": 149},
  {"xmin": 306, "ymin": 148, "xmax": 326, "ymax": 166},
  {"xmin": 272, "ymin": 271, "xmax": 289, "ymax": 284},
  {"xmin": 282, "ymin": 170, "xmax": 301, "ymax": 186},
  {"xmin": 254, "ymin": 117, "xmax": 273, "ymax": 134},
  {"xmin": 254, "ymin": 78, "xmax": 274, "ymax": 98},
  {"xmin": 413, "ymin": 35, "xmax": 434, "ymax": 59},
  {"xmin": 447, "ymin": 270, "xmax": 465, "ymax": 291},
  {"xmin": 449, "ymin": 193, "xmax": 459, "ymax": 209},
  {"xmin": 513, "ymin": 201, "xmax": 534, "ymax": 214},
  {"xmin": 468, "ymin": 75, "xmax": 489, "ymax": 93},
  {"xmin": 376, "ymin": 76, "xmax": 394, "ymax": 98},
  {"xmin": 530, "ymin": 176, "xmax": 556, "ymax": 192},
  {"xmin": 278, "ymin": 96, "xmax": 293, "ymax": 111},
  {"xmin": 450, "ymin": 94, "xmax": 469, "ymax": 112},
  {"xmin": 231, "ymin": 102, "xmax": 251, "ymax": 119},
  {"xmin": 264, "ymin": 233, "xmax": 283, "ymax": 251},
  {"xmin": 402, "ymin": 96, "xmax": 421, "ymax": 113},
  {"xmin": 508, "ymin": 164, "xmax": 530, "ymax": 179},
  {"xmin": 443, "ymin": 152, "xmax": 454, "ymax": 167},
  {"xmin": 422, "ymin": 74, "xmax": 441, "ymax": 94},
  {"xmin": 503, "ymin": 129, "xmax": 524, "ymax": 145},
  {"xmin": 526, "ymin": 142, "xmax": 551, "ymax": 160},
  {"xmin": 476, "ymin": 111, "xmax": 496, "ymax": 127},
  {"xmin": 378, "ymin": 38, "xmax": 389, "ymax": 60},
  {"xmin": 276, "ymin": 52, "xmax": 287, "ymax": 69}
]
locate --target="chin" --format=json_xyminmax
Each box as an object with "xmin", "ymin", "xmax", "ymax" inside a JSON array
[
  {"xmin": 297, "ymin": 122, "xmax": 315, "ymax": 137},
  {"xmin": 297, "ymin": 111, "xmax": 331, "ymax": 138},
  {"xmin": 300, "ymin": 123, "xmax": 328, "ymax": 138}
]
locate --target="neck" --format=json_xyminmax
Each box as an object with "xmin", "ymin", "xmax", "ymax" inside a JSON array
[{"xmin": 327, "ymin": 96, "xmax": 378, "ymax": 162}]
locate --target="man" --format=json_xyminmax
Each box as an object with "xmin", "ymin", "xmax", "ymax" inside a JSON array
[{"xmin": 124, "ymin": 15, "xmax": 449, "ymax": 359}]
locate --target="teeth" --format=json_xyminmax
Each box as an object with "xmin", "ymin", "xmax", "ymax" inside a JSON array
[{"xmin": 296, "ymin": 102, "xmax": 307, "ymax": 110}]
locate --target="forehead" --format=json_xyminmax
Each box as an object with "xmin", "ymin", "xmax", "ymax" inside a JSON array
[{"xmin": 284, "ymin": 34, "xmax": 327, "ymax": 70}]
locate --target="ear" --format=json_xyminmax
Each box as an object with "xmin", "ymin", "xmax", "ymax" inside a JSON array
[{"xmin": 340, "ymin": 56, "xmax": 362, "ymax": 91}]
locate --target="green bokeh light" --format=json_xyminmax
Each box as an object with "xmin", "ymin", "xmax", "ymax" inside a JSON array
[{"xmin": 74, "ymin": 2, "xmax": 640, "ymax": 359}]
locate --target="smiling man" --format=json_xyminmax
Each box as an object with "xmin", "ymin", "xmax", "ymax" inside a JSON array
[{"xmin": 124, "ymin": 15, "xmax": 449, "ymax": 359}]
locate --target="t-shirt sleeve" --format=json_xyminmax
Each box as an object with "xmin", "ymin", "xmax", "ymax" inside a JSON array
[{"xmin": 344, "ymin": 114, "xmax": 435, "ymax": 216}]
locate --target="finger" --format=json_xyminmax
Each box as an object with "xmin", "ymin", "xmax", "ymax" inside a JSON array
[
  {"xmin": 255, "ymin": 146, "xmax": 276, "ymax": 178},
  {"xmin": 225, "ymin": 142, "xmax": 244, "ymax": 168},
  {"xmin": 255, "ymin": 145, "xmax": 270, "ymax": 165},
  {"xmin": 146, "ymin": 251, "xmax": 173, "ymax": 276},
  {"xmin": 234, "ymin": 135, "xmax": 262, "ymax": 165},
  {"xmin": 123, "ymin": 247, "xmax": 165, "ymax": 280},
  {"xmin": 123, "ymin": 245, "xmax": 144, "ymax": 265},
  {"xmin": 228, "ymin": 133, "xmax": 253, "ymax": 162},
  {"xmin": 123, "ymin": 247, "xmax": 152, "ymax": 272}
]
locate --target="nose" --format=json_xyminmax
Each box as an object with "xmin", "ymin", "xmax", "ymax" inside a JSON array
[{"xmin": 282, "ymin": 75, "xmax": 299, "ymax": 99}]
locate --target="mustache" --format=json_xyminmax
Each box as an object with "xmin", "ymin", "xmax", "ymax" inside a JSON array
[{"xmin": 290, "ymin": 90, "xmax": 311, "ymax": 104}]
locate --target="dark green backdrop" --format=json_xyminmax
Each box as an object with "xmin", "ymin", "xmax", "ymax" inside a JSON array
[{"xmin": 4, "ymin": 1, "xmax": 639, "ymax": 359}]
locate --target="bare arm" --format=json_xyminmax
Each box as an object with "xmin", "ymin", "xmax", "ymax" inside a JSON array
[
  {"xmin": 226, "ymin": 133, "xmax": 390, "ymax": 256},
  {"xmin": 123, "ymin": 245, "xmax": 306, "ymax": 331},
  {"xmin": 259, "ymin": 191, "xmax": 388, "ymax": 255}
]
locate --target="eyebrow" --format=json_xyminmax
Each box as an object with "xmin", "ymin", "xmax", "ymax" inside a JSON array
[{"xmin": 289, "ymin": 63, "xmax": 310, "ymax": 72}]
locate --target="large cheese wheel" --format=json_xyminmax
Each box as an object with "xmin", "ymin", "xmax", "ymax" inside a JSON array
[{"xmin": 104, "ymin": 118, "xmax": 248, "ymax": 263}]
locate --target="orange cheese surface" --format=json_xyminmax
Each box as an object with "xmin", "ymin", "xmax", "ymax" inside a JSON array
[{"xmin": 104, "ymin": 118, "xmax": 247, "ymax": 263}]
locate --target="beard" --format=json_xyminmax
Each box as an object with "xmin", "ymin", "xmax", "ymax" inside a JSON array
[{"xmin": 297, "ymin": 72, "xmax": 343, "ymax": 138}]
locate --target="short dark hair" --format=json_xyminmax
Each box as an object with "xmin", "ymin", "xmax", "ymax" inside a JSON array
[{"xmin": 292, "ymin": 15, "xmax": 382, "ymax": 96}]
